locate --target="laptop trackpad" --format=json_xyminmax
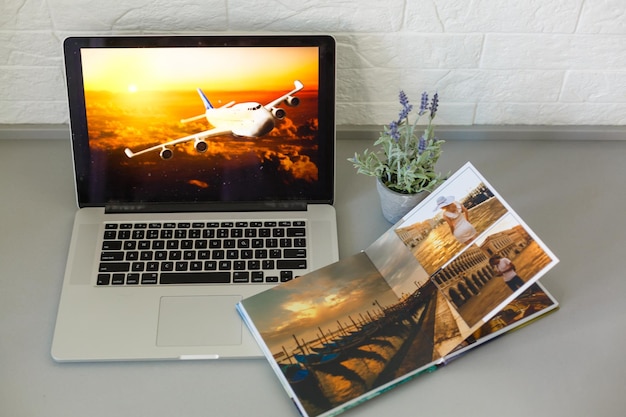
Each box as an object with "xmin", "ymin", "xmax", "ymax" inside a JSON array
[{"xmin": 157, "ymin": 296, "xmax": 242, "ymax": 347}]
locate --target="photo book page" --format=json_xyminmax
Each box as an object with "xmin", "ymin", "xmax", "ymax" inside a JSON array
[{"xmin": 237, "ymin": 162, "xmax": 559, "ymax": 417}]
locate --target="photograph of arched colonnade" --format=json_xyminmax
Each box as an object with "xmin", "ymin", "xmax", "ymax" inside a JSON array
[{"xmin": 394, "ymin": 164, "xmax": 557, "ymax": 328}]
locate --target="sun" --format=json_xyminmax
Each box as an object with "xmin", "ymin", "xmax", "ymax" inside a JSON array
[
  {"xmin": 283, "ymin": 300, "xmax": 317, "ymax": 320},
  {"xmin": 127, "ymin": 84, "xmax": 139, "ymax": 93}
]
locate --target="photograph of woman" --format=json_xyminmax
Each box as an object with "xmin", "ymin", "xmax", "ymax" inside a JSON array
[{"xmin": 435, "ymin": 195, "xmax": 477, "ymax": 245}]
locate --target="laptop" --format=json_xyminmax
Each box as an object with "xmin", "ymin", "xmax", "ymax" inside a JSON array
[{"xmin": 51, "ymin": 35, "xmax": 338, "ymax": 362}]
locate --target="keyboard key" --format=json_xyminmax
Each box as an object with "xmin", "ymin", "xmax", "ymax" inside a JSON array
[
  {"xmin": 126, "ymin": 273, "xmax": 140, "ymax": 285},
  {"xmin": 277, "ymin": 260, "xmax": 307, "ymax": 269},
  {"xmin": 102, "ymin": 241, "xmax": 122, "ymax": 250},
  {"xmin": 233, "ymin": 271, "xmax": 249, "ymax": 283},
  {"xmin": 99, "ymin": 262, "xmax": 130, "ymax": 272},
  {"xmin": 103, "ymin": 230, "xmax": 117, "ymax": 240},
  {"xmin": 112, "ymin": 273, "xmax": 125, "ymax": 285},
  {"xmin": 141, "ymin": 273, "xmax": 158, "ymax": 284},
  {"xmin": 287, "ymin": 228, "xmax": 306, "ymax": 237},
  {"xmin": 118, "ymin": 230, "xmax": 131, "ymax": 239},
  {"xmin": 160, "ymin": 272, "xmax": 231, "ymax": 284},
  {"xmin": 97, "ymin": 274, "xmax": 111, "ymax": 285},
  {"xmin": 101, "ymin": 252, "xmax": 124, "ymax": 261},
  {"xmin": 284, "ymin": 249, "xmax": 307, "ymax": 258}
]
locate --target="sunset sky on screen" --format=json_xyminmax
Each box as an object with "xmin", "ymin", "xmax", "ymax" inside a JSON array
[{"xmin": 81, "ymin": 46, "xmax": 319, "ymax": 93}]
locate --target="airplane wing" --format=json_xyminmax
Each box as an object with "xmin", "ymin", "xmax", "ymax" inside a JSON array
[
  {"xmin": 264, "ymin": 80, "xmax": 304, "ymax": 110},
  {"xmin": 124, "ymin": 126, "xmax": 232, "ymax": 159}
]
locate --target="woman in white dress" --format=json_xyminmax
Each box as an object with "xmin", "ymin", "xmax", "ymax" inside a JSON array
[{"xmin": 435, "ymin": 195, "xmax": 477, "ymax": 244}]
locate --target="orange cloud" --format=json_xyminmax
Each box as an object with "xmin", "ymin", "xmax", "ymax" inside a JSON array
[
  {"xmin": 188, "ymin": 179, "xmax": 209, "ymax": 188},
  {"xmin": 262, "ymin": 150, "xmax": 318, "ymax": 182}
]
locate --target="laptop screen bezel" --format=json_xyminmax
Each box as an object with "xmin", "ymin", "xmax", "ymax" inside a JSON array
[{"xmin": 63, "ymin": 35, "xmax": 336, "ymax": 209}]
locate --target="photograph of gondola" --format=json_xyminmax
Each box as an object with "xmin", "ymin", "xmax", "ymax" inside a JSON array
[{"xmin": 240, "ymin": 251, "xmax": 449, "ymax": 417}]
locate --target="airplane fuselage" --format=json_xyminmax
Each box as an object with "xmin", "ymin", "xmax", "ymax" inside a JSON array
[{"xmin": 206, "ymin": 102, "xmax": 275, "ymax": 137}]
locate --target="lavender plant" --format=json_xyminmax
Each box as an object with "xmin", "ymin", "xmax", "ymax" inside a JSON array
[{"xmin": 349, "ymin": 91, "xmax": 446, "ymax": 194}]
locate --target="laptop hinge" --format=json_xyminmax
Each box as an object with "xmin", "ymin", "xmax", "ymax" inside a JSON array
[{"xmin": 104, "ymin": 201, "xmax": 308, "ymax": 214}]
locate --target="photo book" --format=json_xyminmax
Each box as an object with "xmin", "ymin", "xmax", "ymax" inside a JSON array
[{"xmin": 236, "ymin": 162, "xmax": 559, "ymax": 417}]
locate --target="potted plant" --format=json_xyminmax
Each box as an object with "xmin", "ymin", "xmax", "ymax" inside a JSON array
[{"xmin": 348, "ymin": 90, "xmax": 446, "ymax": 223}]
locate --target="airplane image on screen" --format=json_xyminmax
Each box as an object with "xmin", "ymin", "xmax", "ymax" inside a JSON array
[{"xmin": 124, "ymin": 80, "xmax": 304, "ymax": 159}]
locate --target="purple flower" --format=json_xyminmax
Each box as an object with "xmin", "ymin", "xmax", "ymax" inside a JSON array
[
  {"xmin": 419, "ymin": 92, "xmax": 429, "ymax": 115},
  {"xmin": 399, "ymin": 90, "xmax": 410, "ymax": 107},
  {"xmin": 418, "ymin": 134, "xmax": 427, "ymax": 155},
  {"xmin": 389, "ymin": 120, "xmax": 400, "ymax": 142},
  {"xmin": 397, "ymin": 90, "xmax": 413, "ymax": 122},
  {"xmin": 430, "ymin": 92, "xmax": 439, "ymax": 118}
]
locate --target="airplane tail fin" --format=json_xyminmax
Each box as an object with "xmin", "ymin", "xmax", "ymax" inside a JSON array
[{"xmin": 197, "ymin": 88, "xmax": 213, "ymax": 110}]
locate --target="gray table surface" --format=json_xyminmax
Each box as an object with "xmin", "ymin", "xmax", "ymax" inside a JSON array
[{"xmin": 1, "ymin": 136, "xmax": 625, "ymax": 416}]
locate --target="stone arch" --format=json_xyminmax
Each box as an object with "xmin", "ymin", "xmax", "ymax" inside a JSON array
[
  {"xmin": 464, "ymin": 276, "xmax": 478, "ymax": 295},
  {"xmin": 458, "ymin": 282, "xmax": 472, "ymax": 301},
  {"xmin": 448, "ymin": 287, "xmax": 464, "ymax": 308},
  {"xmin": 471, "ymin": 274, "xmax": 483, "ymax": 291}
]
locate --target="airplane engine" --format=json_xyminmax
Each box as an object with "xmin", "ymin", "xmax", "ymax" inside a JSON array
[
  {"xmin": 284, "ymin": 96, "xmax": 300, "ymax": 107},
  {"xmin": 271, "ymin": 107, "xmax": 286, "ymax": 120},
  {"xmin": 195, "ymin": 140, "xmax": 208, "ymax": 153},
  {"xmin": 159, "ymin": 148, "xmax": 173, "ymax": 160}
]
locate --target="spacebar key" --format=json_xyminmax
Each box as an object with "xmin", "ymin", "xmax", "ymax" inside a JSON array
[{"xmin": 160, "ymin": 272, "xmax": 231, "ymax": 284}]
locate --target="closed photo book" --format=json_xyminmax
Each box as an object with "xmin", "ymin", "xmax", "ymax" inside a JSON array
[{"xmin": 236, "ymin": 162, "xmax": 559, "ymax": 417}]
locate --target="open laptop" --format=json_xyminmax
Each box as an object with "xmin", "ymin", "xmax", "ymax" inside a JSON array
[{"xmin": 51, "ymin": 35, "xmax": 338, "ymax": 362}]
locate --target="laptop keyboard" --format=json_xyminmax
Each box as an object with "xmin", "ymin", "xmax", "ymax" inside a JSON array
[{"xmin": 97, "ymin": 221, "xmax": 307, "ymax": 286}]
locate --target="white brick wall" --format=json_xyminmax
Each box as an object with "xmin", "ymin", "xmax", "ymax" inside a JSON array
[{"xmin": 1, "ymin": 0, "xmax": 624, "ymax": 126}]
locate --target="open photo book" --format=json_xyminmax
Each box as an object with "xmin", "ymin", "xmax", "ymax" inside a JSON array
[{"xmin": 236, "ymin": 162, "xmax": 559, "ymax": 417}]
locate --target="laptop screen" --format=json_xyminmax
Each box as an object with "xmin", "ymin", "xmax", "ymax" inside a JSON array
[{"xmin": 64, "ymin": 35, "xmax": 335, "ymax": 210}]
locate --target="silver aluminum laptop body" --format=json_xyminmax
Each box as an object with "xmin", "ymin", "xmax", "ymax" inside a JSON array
[{"xmin": 52, "ymin": 35, "xmax": 338, "ymax": 362}]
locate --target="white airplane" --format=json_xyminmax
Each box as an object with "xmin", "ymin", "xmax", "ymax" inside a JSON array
[{"xmin": 124, "ymin": 80, "xmax": 304, "ymax": 159}]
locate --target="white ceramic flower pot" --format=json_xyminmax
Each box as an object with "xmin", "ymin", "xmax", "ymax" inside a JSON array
[{"xmin": 376, "ymin": 178, "xmax": 429, "ymax": 224}]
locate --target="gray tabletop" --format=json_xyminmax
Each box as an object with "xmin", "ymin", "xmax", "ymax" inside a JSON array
[{"xmin": 1, "ymin": 136, "xmax": 624, "ymax": 416}]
